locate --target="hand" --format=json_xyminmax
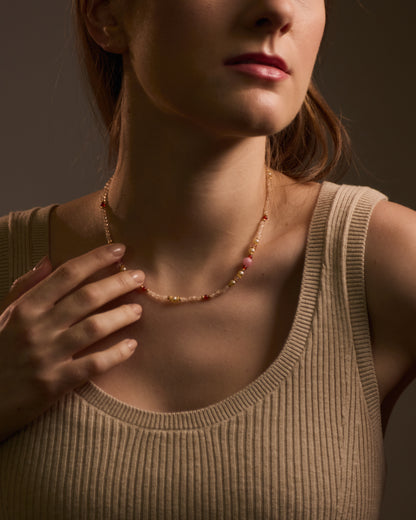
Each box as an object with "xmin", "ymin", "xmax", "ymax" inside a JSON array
[{"xmin": 0, "ymin": 243, "xmax": 145, "ymax": 443}]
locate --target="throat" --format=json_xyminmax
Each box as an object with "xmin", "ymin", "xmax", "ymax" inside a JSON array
[{"xmin": 98, "ymin": 171, "xmax": 276, "ymax": 297}]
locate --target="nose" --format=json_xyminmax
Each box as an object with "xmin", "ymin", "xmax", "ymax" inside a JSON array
[{"xmin": 244, "ymin": 0, "xmax": 294, "ymax": 35}]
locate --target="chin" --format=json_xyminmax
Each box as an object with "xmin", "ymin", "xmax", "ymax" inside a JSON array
[
  {"xmin": 234, "ymin": 91, "xmax": 299, "ymax": 130},
  {"xmin": 200, "ymin": 110, "xmax": 296, "ymax": 139},
  {"xmin": 208, "ymin": 97, "xmax": 299, "ymax": 138},
  {"xmin": 165, "ymin": 92, "xmax": 299, "ymax": 140}
]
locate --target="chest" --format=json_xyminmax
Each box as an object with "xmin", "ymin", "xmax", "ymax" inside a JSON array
[{"xmin": 87, "ymin": 252, "xmax": 304, "ymax": 413}]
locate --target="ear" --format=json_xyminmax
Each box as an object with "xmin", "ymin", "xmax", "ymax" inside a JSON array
[{"xmin": 83, "ymin": 0, "xmax": 128, "ymax": 54}]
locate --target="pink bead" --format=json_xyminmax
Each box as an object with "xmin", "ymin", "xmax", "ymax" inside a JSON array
[{"xmin": 243, "ymin": 256, "xmax": 253, "ymax": 268}]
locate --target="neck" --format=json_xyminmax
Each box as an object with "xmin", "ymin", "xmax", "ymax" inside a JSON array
[{"xmin": 101, "ymin": 93, "xmax": 289, "ymax": 296}]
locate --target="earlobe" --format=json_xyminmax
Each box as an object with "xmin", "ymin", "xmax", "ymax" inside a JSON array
[
  {"xmin": 83, "ymin": 0, "xmax": 127, "ymax": 54},
  {"xmin": 101, "ymin": 24, "xmax": 127, "ymax": 53}
]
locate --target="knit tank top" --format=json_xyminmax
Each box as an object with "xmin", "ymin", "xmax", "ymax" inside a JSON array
[{"xmin": 0, "ymin": 181, "xmax": 388, "ymax": 519}]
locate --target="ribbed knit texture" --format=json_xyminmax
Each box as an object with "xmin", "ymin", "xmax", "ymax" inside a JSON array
[{"xmin": 0, "ymin": 181, "xmax": 388, "ymax": 519}]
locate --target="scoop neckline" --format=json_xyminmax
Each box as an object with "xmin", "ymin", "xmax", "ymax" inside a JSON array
[{"xmin": 60, "ymin": 180, "xmax": 338, "ymax": 430}]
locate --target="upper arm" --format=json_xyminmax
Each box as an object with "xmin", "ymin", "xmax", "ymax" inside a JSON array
[{"xmin": 365, "ymin": 199, "xmax": 416, "ymax": 368}]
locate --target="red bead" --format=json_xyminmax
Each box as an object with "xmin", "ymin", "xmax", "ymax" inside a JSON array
[
  {"xmin": 203, "ymin": 294, "xmax": 210, "ymax": 300},
  {"xmin": 100, "ymin": 201, "xmax": 107, "ymax": 208},
  {"xmin": 141, "ymin": 286, "xmax": 148, "ymax": 293},
  {"xmin": 242, "ymin": 266, "xmax": 247, "ymax": 271},
  {"xmin": 262, "ymin": 214, "xmax": 268, "ymax": 221},
  {"xmin": 243, "ymin": 256, "xmax": 253, "ymax": 268}
]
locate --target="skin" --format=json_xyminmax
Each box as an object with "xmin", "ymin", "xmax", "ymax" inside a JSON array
[{"xmin": 84, "ymin": 0, "xmax": 327, "ymax": 293}]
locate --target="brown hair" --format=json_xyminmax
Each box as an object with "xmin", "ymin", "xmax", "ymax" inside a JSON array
[{"xmin": 72, "ymin": 0, "xmax": 352, "ymax": 183}]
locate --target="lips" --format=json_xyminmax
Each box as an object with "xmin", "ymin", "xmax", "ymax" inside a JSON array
[{"xmin": 224, "ymin": 53, "xmax": 290, "ymax": 74}]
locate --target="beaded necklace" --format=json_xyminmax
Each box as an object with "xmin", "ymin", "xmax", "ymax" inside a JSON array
[{"xmin": 100, "ymin": 165, "xmax": 272, "ymax": 304}]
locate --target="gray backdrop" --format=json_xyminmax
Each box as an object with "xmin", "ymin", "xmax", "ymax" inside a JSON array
[{"xmin": 1, "ymin": 2, "xmax": 415, "ymax": 517}]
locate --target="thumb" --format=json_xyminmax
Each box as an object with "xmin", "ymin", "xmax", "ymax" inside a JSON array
[{"xmin": 1, "ymin": 256, "xmax": 52, "ymax": 312}]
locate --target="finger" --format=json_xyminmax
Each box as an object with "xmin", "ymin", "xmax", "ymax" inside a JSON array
[
  {"xmin": 55, "ymin": 303, "xmax": 142, "ymax": 359},
  {"xmin": 49, "ymin": 269, "xmax": 145, "ymax": 329},
  {"xmin": 60, "ymin": 338, "xmax": 138, "ymax": 389},
  {"xmin": 23, "ymin": 243, "xmax": 127, "ymax": 310},
  {"xmin": 0, "ymin": 256, "xmax": 52, "ymax": 315}
]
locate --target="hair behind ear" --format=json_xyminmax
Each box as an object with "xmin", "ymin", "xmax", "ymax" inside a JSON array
[{"xmin": 72, "ymin": 0, "xmax": 124, "ymax": 166}]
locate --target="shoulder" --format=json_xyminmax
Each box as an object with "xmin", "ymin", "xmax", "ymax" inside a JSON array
[
  {"xmin": 49, "ymin": 191, "xmax": 103, "ymax": 269},
  {"xmin": 365, "ymin": 199, "xmax": 416, "ymax": 366}
]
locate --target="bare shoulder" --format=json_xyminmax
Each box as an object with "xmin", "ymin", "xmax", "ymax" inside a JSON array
[{"xmin": 365, "ymin": 199, "xmax": 416, "ymax": 407}]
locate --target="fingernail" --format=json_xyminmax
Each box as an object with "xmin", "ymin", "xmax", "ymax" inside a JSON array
[
  {"xmin": 109, "ymin": 243, "xmax": 126, "ymax": 257},
  {"xmin": 129, "ymin": 270, "xmax": 145, "ymax": 284},
  {"xmin": 131, "ymin": 304, "xmax": 142, "ymax": 315},
  {"xmin": 33, "ymin": 256, "xmax": 49, "ymax": 271},
  {"xmin": 127, "ymin": 339, "xmax": 138, "ymax": 351}
]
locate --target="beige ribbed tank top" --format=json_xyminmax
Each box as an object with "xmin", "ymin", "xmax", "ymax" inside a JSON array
[{"xmin": 0, "ymin": 181, "xmax": 388, "ymax": 519}]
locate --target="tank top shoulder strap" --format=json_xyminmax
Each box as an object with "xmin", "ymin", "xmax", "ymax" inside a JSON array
[
  {"xmin": 0, "ymin": 205, "xmax": 57, "ymax": 300},
  {"xmin": 321, "ymin": 181, "xmax": 389, "ymax": 431}
]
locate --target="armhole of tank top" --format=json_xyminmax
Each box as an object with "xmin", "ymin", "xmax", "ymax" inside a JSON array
[{"xmin": 345, "ymin": 186, "xmax": 389, "ymax": 434}]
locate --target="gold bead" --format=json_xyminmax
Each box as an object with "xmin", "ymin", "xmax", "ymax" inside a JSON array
[
  {"xmin": 119, "ymin": 263, "xmax": 127, "ymax": 271},
  {"xmin": 249, "ymin": 247, "xmax": 256, "ymax": 254},
  {"xmin": 168, "ymin": 295, "xmax": 181, "ymax": 303},
  {"xmin": 228, "ymin": 280, "xmax": 237, "ymax": 287},
  {"xmin": 237, "ymin": 270, "xmax": 245, "ymax": 277}
]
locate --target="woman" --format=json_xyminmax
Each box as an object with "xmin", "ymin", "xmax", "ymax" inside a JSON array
[{"xmin": 0, "ymin": 0, "xmax": 415, "ymax": 518}]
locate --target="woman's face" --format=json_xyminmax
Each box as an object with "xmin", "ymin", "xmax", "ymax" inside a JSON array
[{"xmin": 121, "ymin": 0, "xmax": 326, "ymax": 138}]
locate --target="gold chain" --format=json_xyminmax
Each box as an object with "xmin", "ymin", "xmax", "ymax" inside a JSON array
[{"xmin": 100, "ymin": 166, "xmax": 272, "ymax": 304}]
